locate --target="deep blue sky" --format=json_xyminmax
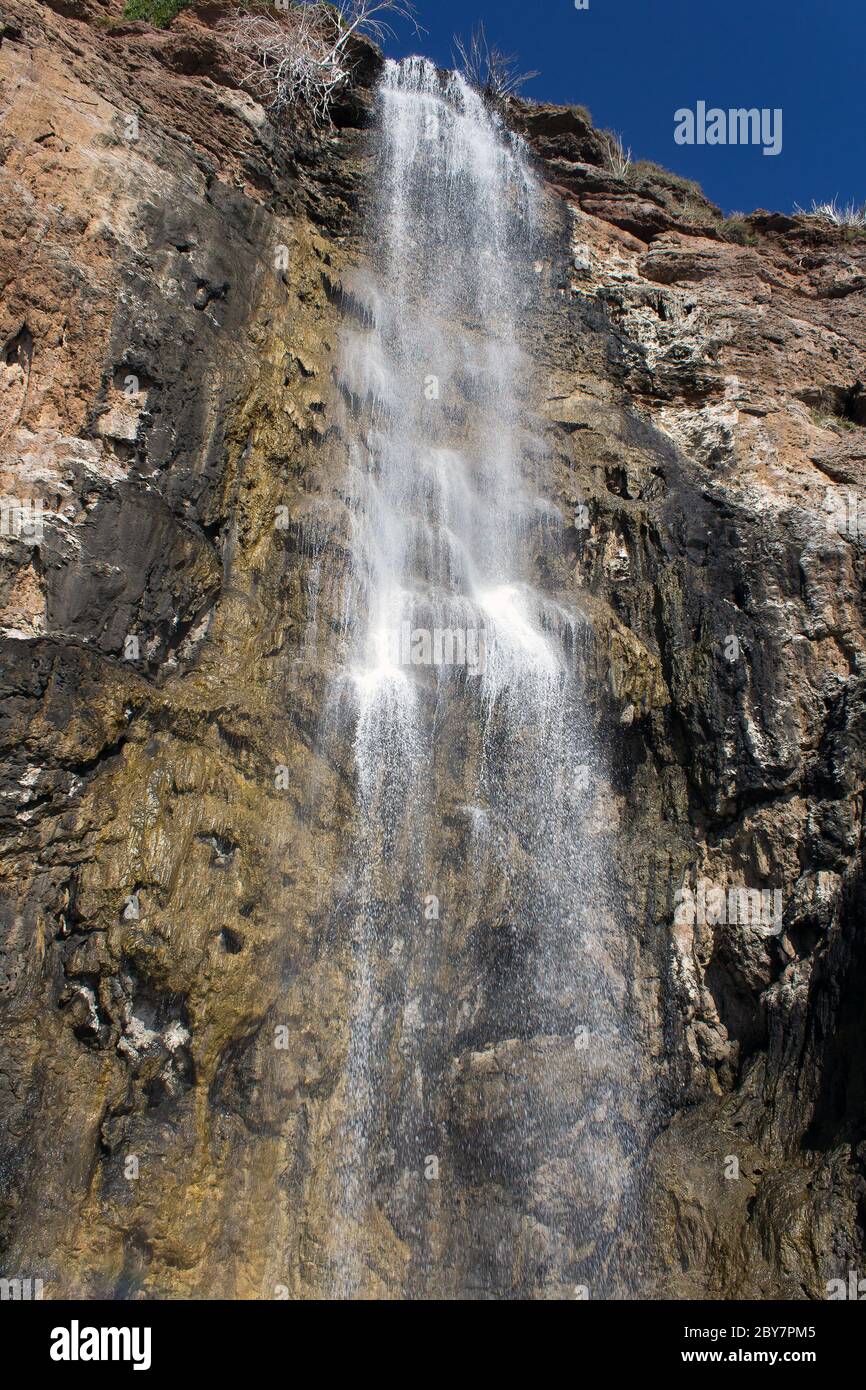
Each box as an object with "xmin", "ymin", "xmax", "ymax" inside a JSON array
[{"xmin": 382, "ymin": 0, "xmax": 865, "ymax": 216}]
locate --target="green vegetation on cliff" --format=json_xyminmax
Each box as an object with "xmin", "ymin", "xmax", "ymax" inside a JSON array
[{"xmin": 122, "ymin": 0, "xmax": 190, "ymax": 28}]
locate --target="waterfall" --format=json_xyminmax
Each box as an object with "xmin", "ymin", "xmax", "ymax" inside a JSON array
[{"xmin": 321, "ymin": 57, "xmax": 644, "ymax": 1299}]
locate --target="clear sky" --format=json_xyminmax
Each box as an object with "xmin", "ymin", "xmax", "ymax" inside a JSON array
[{"xmin": 381, "ymin": 0, "xmax": 865, "ymax": 216}]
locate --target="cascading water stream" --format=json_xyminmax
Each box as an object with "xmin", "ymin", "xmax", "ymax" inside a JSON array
[{"xmin": 320, "ymin": 57, "xmax": 646, "ymax": 1298}]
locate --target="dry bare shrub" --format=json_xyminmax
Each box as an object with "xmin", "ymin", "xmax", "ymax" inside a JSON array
[
  {"xmin": 797, "ymin": 197, "xmax": 866, "ymax": 228},
  {"xmin": 221, "ymin": 1, "xmax": 416, "ymax": 123},
  {"xmin": 452, "ymin": 21, "xmax": 538, "ymax": 102},
  {"xmin": 602, "ymin": 130, "xmax": 633, "ymax": 181}
]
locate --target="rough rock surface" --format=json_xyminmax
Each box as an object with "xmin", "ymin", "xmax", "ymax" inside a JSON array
[{"xmin": 1, "ymin": 1, "xmax": 863, "ymax": 1298}]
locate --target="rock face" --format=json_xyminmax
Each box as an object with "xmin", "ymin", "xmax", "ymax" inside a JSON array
[{"xmin": 1, "ymin": 1, "xmax": 864, "ymax": 1299}]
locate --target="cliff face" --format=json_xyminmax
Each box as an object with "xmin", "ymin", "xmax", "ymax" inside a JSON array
[
  {"xmin": 521, "ymin": 107, "xmax": 866, "ymax": 1297},
  {"xmin": 1, "ymin": 1, "xmax": 864, "ymax": 1299},
  {"xmin": 0, "ymin": 0, "xmax": 374, "ymax": 1297}
]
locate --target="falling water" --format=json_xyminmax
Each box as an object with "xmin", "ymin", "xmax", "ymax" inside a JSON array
[{"xmin": 322, "ymin": 58, "xmax": 645, "ymax": 1299}]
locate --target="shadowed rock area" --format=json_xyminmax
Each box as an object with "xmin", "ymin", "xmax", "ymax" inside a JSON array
[{"xmin": 0, "ymin": 0, "xmax": 863, "ymax": 1299}]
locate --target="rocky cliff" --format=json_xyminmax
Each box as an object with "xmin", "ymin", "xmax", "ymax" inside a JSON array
[{"xmin": 1, "ymin": 0, "xmax": 863, "ymax": 1298}]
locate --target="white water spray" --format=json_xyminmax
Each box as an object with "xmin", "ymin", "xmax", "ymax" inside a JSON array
[{"xmin": 325, "ymin": 58, "xmax": 643, "ymax": 1298}]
